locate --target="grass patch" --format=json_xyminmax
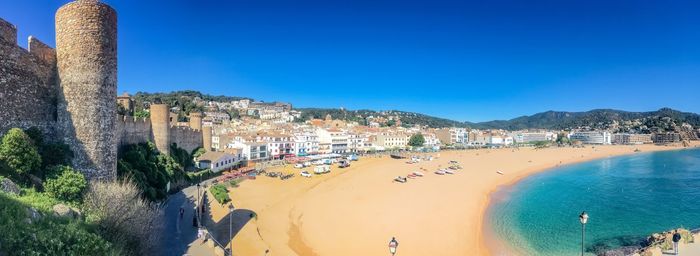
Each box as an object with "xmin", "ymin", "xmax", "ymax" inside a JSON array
[
  {"xmin": 0, "ymin": 192, "xmax": 115, "ymax": 255},
  {"xmin": 210, "ymin": 184, "xmax": 230, "ymax": 204}
]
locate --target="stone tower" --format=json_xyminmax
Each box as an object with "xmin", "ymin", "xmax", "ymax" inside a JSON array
[
  {"xmin": 189, "ymin": 112, "xmax": 202, "ymax": 131},
  {"xmin": 202, "ymin": 126, "xmax": 212, "ymax": 152},
  {"xmin": 55, "ymin": 0, "xmax": 117, "ymax": 179},
  {"xmin": 150, "ymin": 104, "xmax": 171, "ymax": 154}
]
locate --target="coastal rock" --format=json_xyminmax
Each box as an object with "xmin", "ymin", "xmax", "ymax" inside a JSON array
[{"xmin": 0, "ymin": 178, "xmax": 20, "ymax": 195}]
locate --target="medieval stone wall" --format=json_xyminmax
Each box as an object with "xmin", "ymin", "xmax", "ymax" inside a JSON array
[
  {"xmin": 116, "ymin": 115, "xmax": 152, "ymax": 147},
  {"xmin": 0, "ymin": 18, "xmax": 58, "ymax": 139},
  {"xmin": 170, "ymin": 126, "xmax": 202, "ymax": 154}
]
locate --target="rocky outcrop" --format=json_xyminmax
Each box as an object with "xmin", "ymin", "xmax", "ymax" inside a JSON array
[
  {"xmin": 52, "ymin": 203, "xmax": 82, "ymax": 219},
  {"xmin": 0, "ymin": 178, "xmax": 20, "ymax": 195}
]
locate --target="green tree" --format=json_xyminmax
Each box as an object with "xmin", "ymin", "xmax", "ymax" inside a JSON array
[
  {"xmin": 44, "ymin": 166, "xmax": 87, "ymax": 202},
  {"xmin": 556, "ymin": 133, "xmax": 570, "ymax": 145},
  {"xmin": 408, "ymin": 133, "xmax": 426, "ymax": 147},
  {"xmin": 23, "ymin": 127, "xmax": 74, "ymax": 171},
  {"xmin": 192, "ymin": 147, "xmax": 206, "ymax": 158},
  {"xmin": 134, "ymin": 109, "xmax": 150, "ymax": 119},
  {"xmin": 117, "ymin": 142, "xmax": 188, "ymax": 201},
  {"xmin": 0, "ymin": 128, "xmax": 41, "ymax": 176}
]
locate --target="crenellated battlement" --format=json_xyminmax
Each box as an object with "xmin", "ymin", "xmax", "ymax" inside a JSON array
[
  {"xmin": 170, "ymin": 125, "xmax": 202, "ymax": 134},
  {"xmin": 118, "ymin": 114, "xmax": 150, "ymax": 124}
]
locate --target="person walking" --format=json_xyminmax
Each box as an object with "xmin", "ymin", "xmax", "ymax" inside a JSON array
[
  {"xmin": 672, "ymin": 229, "xmax": 682, "ymax": 255},
  {"xmin": 179, "ymin": 207, "xmax": 184, "ymax": 219},
  {"xmin": 388, "ymin": 237, "xmax": 398, "ymax": 255}
]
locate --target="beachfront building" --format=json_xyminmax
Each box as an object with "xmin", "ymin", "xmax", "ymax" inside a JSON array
[
  {"xmin": 329, "ymin": 129, "xmax": 349, "ymax": 154},
  {"xmin": 375, "ymin": 133, "xmax": 409, "ymax": 149},
  {"xmin": 470, "ymin": 132, "xmax": 490, "ymax": 146},
  {"xmin": 612, "ymin": 133, "xmax": 653, "ymax": 145},
  {"xmin": 435, "ymin": 128, "xmax": 469, "ymax": 145},
  {"xmin": 347, "ymin": 132, "xmax": 372, "ymax": 153},
  {"xmin": 195, "ymin": 151, "xmax": 241, "ymax": 173},
  {"xmin": 512, "ymin": 131, "xmax": 557, "ymax": 144},
  {"xmin": 266, "ymin": 134, "xmax": 295, "ymax": 159},
  {"xmin": 569, "ymin": 131, "xmax": 612, "ymax": 144},
  {"xmin": 227, "ymin": 141, "xmax": 269, "ymax": 162},
  {"xmin": 652, "ymin": 133, "xmax": 682, "ymax": 144},
  {"xmin": 422, "ymin": 132, "xmax": 442, "ymax": 148},
  {"xmin": 293, "ymin": 132, "xmax": 319, "ymax": 156},
  {"xmin": 316, "ymin": 128, "xmax": 333, "ymax": 154}
]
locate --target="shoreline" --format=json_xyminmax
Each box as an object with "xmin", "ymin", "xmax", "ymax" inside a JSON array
[
  {"xmin": 204, "ymin": 143, "xmax": 699, "ymax": 256},
  {"xmin": 480, "ymin": 143, "xmax": 700, "ymax": 255}
]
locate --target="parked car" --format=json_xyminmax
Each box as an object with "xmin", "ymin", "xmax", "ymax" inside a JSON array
[
  {"xmin": 314, "ymin": 165, "xmax": 331, "ymax": 174},
  {"xmin": 300, "ymin": 171, "xmax": 312, "ymax": 178},
  {"xmin": 338, "ymin": 159, "xmax": 350, "ymax": 168},
  {"xmin": 294, "ymin": 163, "xmax": 304, "ymax": 169}
]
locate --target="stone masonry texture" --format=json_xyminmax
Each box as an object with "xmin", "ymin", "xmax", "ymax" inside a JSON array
[{"xmin": 0, "ymin": 1, "xmax": 206, "ymax": 180}]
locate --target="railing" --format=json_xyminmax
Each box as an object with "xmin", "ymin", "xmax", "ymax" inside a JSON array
[{"xmin": 202, "ymin": 225, "xmax": 230, "ymax": 256}]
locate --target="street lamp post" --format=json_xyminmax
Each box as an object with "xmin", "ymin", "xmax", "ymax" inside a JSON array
[
  {"xmin": 229, "ymin": 203, "xmax": 234, "ymax": 256},
  {"xmin": 388, "ymin": 237, "xmax": 398, "ymax": 255},
  {"xmin": 197, "ymin": 183, "xmax": 201, "ymax": 227},
  {"xmin": 579, "ymin": 211, "xmax": 589, "ymax": 256}
]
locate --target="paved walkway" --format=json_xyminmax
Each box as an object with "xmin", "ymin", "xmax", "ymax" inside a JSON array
[{"xmin": 158, "ymin": 184, "xmax": 219, "ymax": 256}]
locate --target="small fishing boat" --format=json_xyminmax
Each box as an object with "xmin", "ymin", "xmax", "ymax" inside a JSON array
[
  {"xmin": 391, "ymin": 154, "xmax": 406, "ymax": 159},
  {"xmin": 394, "ymin": 176, "xmax": 408, "ymax": 183},
  {"xmin": 435, "ymin": 170, "xmax": 446, "ymax": 175},
  {"xmin": 497, "ymin": 171, "xmax": 504, "ymax": 175}
]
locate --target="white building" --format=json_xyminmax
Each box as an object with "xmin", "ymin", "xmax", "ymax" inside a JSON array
[
  {"xmin": 315, "ymin": 128, "xmax": 333, "ymax": 154},
  {"xmin": 227, "ymin": 141, "xmax": 269, "ymax": 161},
  {"xmin": 294, "ymin": 132, "xmax": 319, "ymax": 156},
  {"xmin": 511, "ymin": 132, "xmax": 556, "ymax": 143},
  {"xmin": 569, "ymin": 131, "xmax": 612, "ymax": 145},
  {"xmin": 195, "ymin": 151, "xmax": 240, "ymax": 173}
]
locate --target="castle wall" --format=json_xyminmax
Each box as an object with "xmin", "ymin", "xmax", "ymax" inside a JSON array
[
  {"xmin": 116, "ymin": 115, "xmax": 152, "ymax": 147},
  {"xmin": 56, "ymin": 0, "xmax": 118, "ymax": 180},
  {"xmin": 0, "ymin": 18, "xmax": 58, "ymax": 139},
  {"xmin": 170, "ymin": 126, "xmax": 202, "ymax": 154}
]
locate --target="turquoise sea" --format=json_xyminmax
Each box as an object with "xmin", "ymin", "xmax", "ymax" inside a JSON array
[{"xmin": 488, "ymin": 148, "xmax": 700, "ymax": 255}]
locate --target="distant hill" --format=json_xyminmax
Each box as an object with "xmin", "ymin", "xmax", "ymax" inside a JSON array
[
  {"xmin": 296, "ymin": 108, "xmax": 468, "ymax": 128},
  {"xmin": 121, "ymin": 90, "xmax": 699, "ymax": 132},
  {"xmin": 466, "ymin": 108, "xmax": 700, "ymax": 132},
  {"xmin": 299, "ymin": 107, "xmax": 700, "ymax": 132}
]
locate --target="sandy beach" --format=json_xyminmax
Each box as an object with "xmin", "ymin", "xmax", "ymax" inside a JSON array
[{"xmin": 205, "ymin": 144, "xmax": 696, "ymax": 256}]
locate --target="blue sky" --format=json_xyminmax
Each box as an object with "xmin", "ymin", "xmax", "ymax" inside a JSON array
[{"xmin": 2, "ymin": 0, "xmax": 699, "ymax": 122}]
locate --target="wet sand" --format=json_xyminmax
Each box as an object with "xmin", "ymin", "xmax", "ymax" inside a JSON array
[{"xmin": 206, "ymin": 144, "xmax": 694, "ymax": 256}]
